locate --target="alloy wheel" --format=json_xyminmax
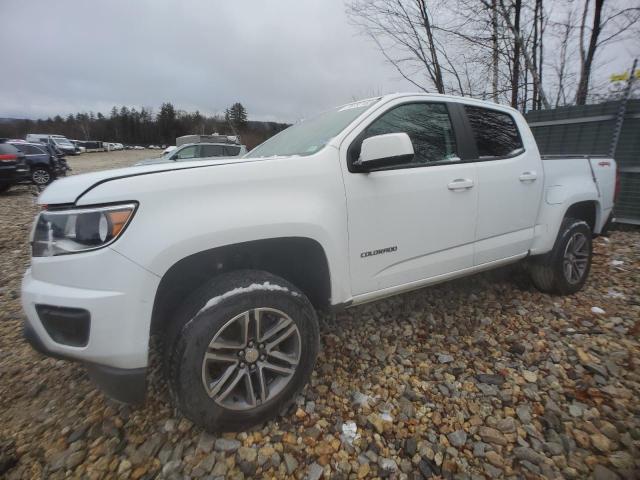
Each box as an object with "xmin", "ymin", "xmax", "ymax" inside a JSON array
[
  {"xmin": 32, "ymin": 169, "xmax": 50, "ymax": 185},
  {"xmin": 201, "ymin": 308, "xmax": 301, "ymax": 411},
  {"xmin": 562, "ymin": 232, "xmax": 589, "ymax": 284}
]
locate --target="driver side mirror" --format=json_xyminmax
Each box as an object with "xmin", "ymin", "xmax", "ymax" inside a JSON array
[{"xmin": 355, "ymin": 132, "xmax": 414, "ymax": 171}]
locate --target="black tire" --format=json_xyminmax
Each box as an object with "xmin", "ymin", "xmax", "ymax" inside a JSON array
[
  {"xmin": 167, "ymin": 270, "xmax": 319, "ymax": 432},
  {"xmin": 31, "ymin": 166, "xmax": 52, "ymax": 186},
  {"xmin": 528, "ymin": 217, "xmax": 592, "ymax": 295},
  {"xmin": 0, "ymin": 183, "xmax": 10, "ymax": 194}
]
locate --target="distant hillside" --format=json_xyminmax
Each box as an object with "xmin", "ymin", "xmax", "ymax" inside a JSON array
[{"xmin": 0, "ymin": 105, "xmax": 289, "ymax": 150}]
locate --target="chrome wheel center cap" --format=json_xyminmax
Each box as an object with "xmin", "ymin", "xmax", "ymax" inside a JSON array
[{"xmin": 245, "ymin": 347, "xmax": 259, "ymax": 363}]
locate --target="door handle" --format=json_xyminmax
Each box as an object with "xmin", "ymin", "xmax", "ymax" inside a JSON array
[
  {"xmin": 447, "ymin": 178, "xmax": 474, "ymax": 191},
  {"xmin": 519, "ymin": 171, "xmax": 537, "ymax": 182}
]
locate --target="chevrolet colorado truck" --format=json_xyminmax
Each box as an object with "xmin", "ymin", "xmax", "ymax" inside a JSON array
[{"xmin": 22, "ymin": 93, "xmax": 617, "ymax": 431}]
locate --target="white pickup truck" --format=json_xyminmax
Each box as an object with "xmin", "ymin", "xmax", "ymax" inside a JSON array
[{"xmin": 22, "ymin": 93, "xmax": 616, "ymax": 431}]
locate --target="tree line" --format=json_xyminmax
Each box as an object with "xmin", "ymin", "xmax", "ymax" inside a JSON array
[
  {"xmin": 0, "ymin": 102, "xmax": 288, "ymax": 149},
  {"xmin": 347, "ymin": 0, "xmax": 639, "ymax": 111}
]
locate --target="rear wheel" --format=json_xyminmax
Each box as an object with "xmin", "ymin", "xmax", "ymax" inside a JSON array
[
  {"xmin": 0, "ymin": 183, "xmax": 10, "ymax": 194},
  {"xmin": 31, "ymin": 166, "xmax": 52, "ymax": 186},
  {"xmin": 167, "ymin": 270, "xmax": 319, "ymax": 432},
  {"xmin": 529, "ymin": 218, "xmax": 592, "ymax": 295}
]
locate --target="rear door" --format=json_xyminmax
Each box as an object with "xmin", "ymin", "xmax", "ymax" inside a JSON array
[
  {"xmin": 463, "ymin": 105, "xmax": 543, "ymax": 265},
  {"xmin": 340, "ymin": 100, "xmax": 479, "ymax": 296}
]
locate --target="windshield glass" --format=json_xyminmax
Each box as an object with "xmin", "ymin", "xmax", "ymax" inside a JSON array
[
  {"xmin": 245, "ymin": 98, "xmax": 379, "ymax": 158},
  {"xmin": 52, "ymin": 137, "xmax": 72, "ymax": 146}
]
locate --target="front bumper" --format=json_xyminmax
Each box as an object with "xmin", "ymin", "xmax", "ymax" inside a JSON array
[
  {"xmin": 23, "ymin": 322, "xmax": 147, "ymax": 403},
  {"xmin": 21, "ymin": 246, "xmax": 160, "ymax": 403}
]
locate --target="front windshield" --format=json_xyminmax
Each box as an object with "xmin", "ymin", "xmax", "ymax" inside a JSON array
[{"xmin": 245, "ymin": 98, "xmax": 379, "ymax": 158}]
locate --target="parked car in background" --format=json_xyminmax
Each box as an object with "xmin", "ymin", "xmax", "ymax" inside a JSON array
[
  {"xmin": 0, "ymin": 140, "xmax": 30, "ymax": 193},
  {"xmin": 9, "ymin": 141, "xmax": 70, "ymax": 186},
  {"xmin": 136, "ymin": 142, "xmax": 247, "ymax": 166},
  {"xmin": 163, "ymin": 145, "xmax": 177, "ymax": 156},
  {"xmin": 26, "ymin": 134, "xmax": 77, "ymax": 156},
  {"xmin": 70, "ymin": 140, "xmax": 86, "ymax": 154}
]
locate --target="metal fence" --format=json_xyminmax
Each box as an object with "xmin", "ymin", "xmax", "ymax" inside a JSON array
[{"xmin": 525, "ymin": 99, "xmax": 640, "ymax": 225}]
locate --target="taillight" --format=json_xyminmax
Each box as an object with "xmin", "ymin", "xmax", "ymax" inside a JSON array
[{"xmin": 0, "ymin": 154, "xmax": 17, "ymax": 162}]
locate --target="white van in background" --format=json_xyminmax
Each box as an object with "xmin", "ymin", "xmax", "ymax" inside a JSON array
[{"xmin": 25, "ymin": 134, "xmax": 78, "ymax": 155}]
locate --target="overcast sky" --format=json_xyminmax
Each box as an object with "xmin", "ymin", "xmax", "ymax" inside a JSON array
[
  {"xmin": 1, "ymin": 1, "xmax": 636, "ymax": 123},
  {"xmin": 0, "ymin": 0, "xmax": 417, "ymax": 123}
]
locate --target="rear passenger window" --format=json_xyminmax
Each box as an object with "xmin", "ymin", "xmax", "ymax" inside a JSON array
[
  {"xmin": 223, "ymin": 146, "xmax": 241, "ymax": 156},
  {"xmin": 353, "ymin": 102, "xmax": 458, "ymax": 168},
  {"xmin": 200, "ymin": 145, "xmax": 224, "ymax": 157},
  {"xmin": 465, "ymin": 106, "xmax": 524, "ymax": 158}
]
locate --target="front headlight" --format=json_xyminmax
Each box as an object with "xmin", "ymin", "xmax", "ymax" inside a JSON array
[{"xmin": 31, "ymin": 203, "xmax": 137, "ymax": 257}]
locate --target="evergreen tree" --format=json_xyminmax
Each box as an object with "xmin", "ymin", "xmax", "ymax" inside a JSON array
[{"xmin": 225, "ymin": 102, "xmax": 248, "ymax": 128}]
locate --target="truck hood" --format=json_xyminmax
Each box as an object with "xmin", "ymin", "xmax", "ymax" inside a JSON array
[{"xmin": 38, "ymin": 156, "xmax": 259, "ymax": 205}]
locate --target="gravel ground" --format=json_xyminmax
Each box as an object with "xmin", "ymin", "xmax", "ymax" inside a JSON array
[{"xmin": 1, "ymin": 151, "xmax": 639, "ymax": 479}]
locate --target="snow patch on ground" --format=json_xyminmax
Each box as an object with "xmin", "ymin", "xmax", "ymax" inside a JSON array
[{"xmin": 198, "ymin": 281, "xmax": 298, "ymax": 315}]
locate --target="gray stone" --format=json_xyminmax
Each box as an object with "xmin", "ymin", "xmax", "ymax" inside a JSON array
[
  {"xmin": 513, "ymin": 446, "xmax": 545, "ymax": 465},
  {"xmin": 516, "ymin": 405, "xmax": 532, "ymax": 424},
  {"xmin": 214, "ymin": 438, "xmax": 241, "ymax": 453},
  {"xmin": 520, "ymin": 460, "xmax": 541, "ymax": 474},
  {"xmin": 65, "ymin": 450, "xmax": 86, "ymax": 470},
  {"xmin": 476, "ymin": 374, "xmax": 505, "ymax": 386},
  {"xmin": 447, "ymin": 430, "xmax": 467, "ymax": 448},
  {"xmin": 406, "ymin": 437, "xmax": 418, "ymax": 456},
  {"xmin": 438, "ymin": 354, "xmax": 454, "ymax": 364},
  {"xmin": 544, "ymin": 441, "xmax": 564, "ymax": 456},
  {"xmin": 477, "ymin": 383, "xmax": 499, "ymax": 396},
  {"xmin": 237, "ymin": 446, "xmax": 257, "ymax": 463},
  {"xmin": 197, "ymin": 433, "xmax": 216, "ymax": 453},
  {"xmin": 306, "ymin": 462, "xmax": 324, "ymax": 480},
  {"xmin": 284, "ymin": 453, "xmax": 298, "ymax": 475},
  {"xmin": 162, "ymin": 460, "xmax": 182, "ymax": 476},
  {"xmin": 211, "ymin": 460, "xmax": 228, "ymax": 476},
  {"xmin": 483, "ymin": 463, "xmax": 503, "ymax": 479},
  {"xmin": 473, "ymin": 442, "xmax": 487, "ymax": 457}
]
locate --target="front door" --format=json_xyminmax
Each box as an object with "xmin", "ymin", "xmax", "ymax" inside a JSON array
[{"xmin": 340, "ymin": 101, "xmax": 479, "ymax": 296}]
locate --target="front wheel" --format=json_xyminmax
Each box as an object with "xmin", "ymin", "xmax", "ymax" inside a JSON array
[
  {"xmin": 528, "ymin": 218, "xmax": 592, "ymax": 295},
  {"xmin": 167, "ymin": 270, "xmax": 319, "ymax": 432},
  {"xmin": 31, "ymin": 166, "xmax": 52, "ymax": 186}
]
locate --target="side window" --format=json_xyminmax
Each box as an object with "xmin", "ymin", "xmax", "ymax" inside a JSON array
[
  {"xmin": 352, "ymin": 102, "xmax": 458, "ymax": 168},
  {"xmin": 174, "ymin": 145, "xmax": 197, "ymax": 160},
  {"xmin": 223, "ymin": 145, "xmax": 241, "ymax": 156},
  {"xmin": 465, "ymin": 106, "xmax": 524, "ymax": 158},
  {"xmin": 24, "ymin": 145, "xmax": 43, "ymax": 155},
  {"xmin": 200, "ymin": 145, "xmax": 224, "ymax": 157}
]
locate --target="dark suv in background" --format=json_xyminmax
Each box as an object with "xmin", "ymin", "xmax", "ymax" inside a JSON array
[
  {"xmin": 0, "ymin": 140, "xmax": 30, "ymax": 193},
  {"xmin": 9, "ymin": 141, "xmax": 70, "ymax": 186}
]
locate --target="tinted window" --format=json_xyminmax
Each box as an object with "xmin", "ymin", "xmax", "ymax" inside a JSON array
[
  {"xmin": 174, "ymin": 145, "xmax": 197, "ymax": 160},
  {"xmin": 200, "ymin": 145, "xmax": 224, "ymax": 157},
  {"xmin": 465, "ymin": 106, "xmax": 523, "ymax": 158},
  {"xmin": 223, "ymin": 145, "xmax": 241, "ymax": 156},
  {"xmin": 18, "ymin": 145, "xmax": 44, "ymax": 155},
  {"xmin": 353, "ymin": 102, "xmax": 458, "ymax": 167}
]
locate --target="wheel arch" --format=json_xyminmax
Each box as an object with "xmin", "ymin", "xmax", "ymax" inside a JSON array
[
  {"xmin": 150, "ymin": 237, "xmax": 332, "ymax": 335},
  {"xmin": 563, "ymin": 199, "xmax": 601, "ymax": 233}
]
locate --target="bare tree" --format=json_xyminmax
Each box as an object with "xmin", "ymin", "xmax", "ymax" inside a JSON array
[
  {"xmin": 575, "ymin": 0, "xmax": 640, "ymax": 104},
  {"xmin": 346, "ymin": 0, "xmax": 451, "ymax": 93},
  {"xmin": 492, "ymin": 0, "xmax": 500, "ymax": 101}
]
